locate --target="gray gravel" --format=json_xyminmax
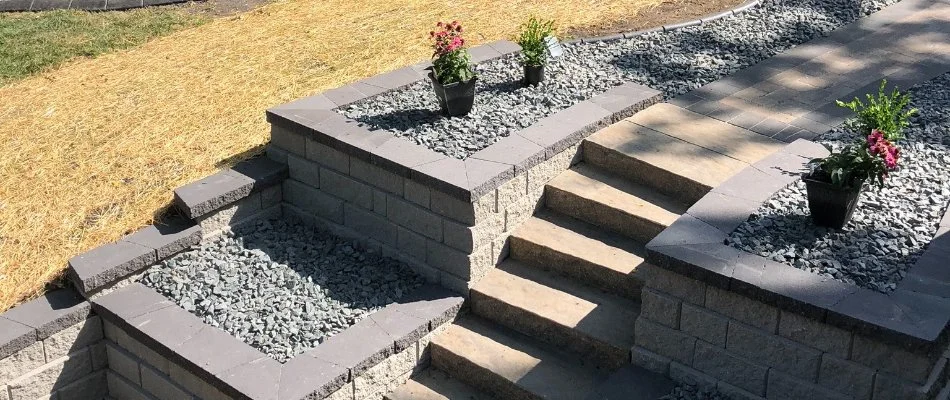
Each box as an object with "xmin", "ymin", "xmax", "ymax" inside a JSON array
[
  {"xmin": 728, "ymin": 73, "xmax": 950, "ymax": 293},
  {"xmin": 341, "ymin": 0, "xmax": 896, "ymax": 159},
  {"xmin": 141, "ymin": 218, "xmax": 425, "ymax": 362},
  {"xmin": 660, "ymin": 385, "xmax": 730, "ymax": 400}
]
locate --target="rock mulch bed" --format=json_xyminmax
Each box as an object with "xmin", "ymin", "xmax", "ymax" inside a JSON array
[
  {"xmin": 661, "ymin": 385, "xmax": 730, "ymax": 400},
  {"xmin": 141, "ymin": 218, "xmax": 425, "ymax": 362},
  {"xmin": 728, "ymin": 72, "xmax": 950, "ymax": 293},
  {"xmin": 341, "ymin": 0, "xmax": 896, "ymax": 159}
]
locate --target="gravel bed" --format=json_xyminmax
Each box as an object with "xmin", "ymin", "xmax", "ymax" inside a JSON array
[
  {"xmin": 341, "ymin": 0, "xmax": 896, "ymax": 159},
  {"xmin": 141, "ymin": 218, "xmax": 425, "ymax": 362},
  {"xmin": 728, "ymin": 73, "xmax": 950, "ymax": 293},
  {"xmin": 660, "ymin": 385, "xmax": 730, "ymax": 400}
]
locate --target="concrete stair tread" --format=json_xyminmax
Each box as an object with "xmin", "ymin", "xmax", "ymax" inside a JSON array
[
  {"xmin": 549, "ymin": 164, "xmax": 687, "ymax": 225},
  {"xmin": 473, "ymin": 260, "xmax": 639, "ymax": 353},
  {"xmin": 585, "ymin": 118, "xmax": 749, "ymax": 190},
  {"xmin": 546, "ymin": 164, "xmax": 687, "ymax": 242},
  {"xmin": 627, "ymin": 103, "xmax": 784, "ymax": 164},
  {"xmin": 512, "ymin": 212, "xmax": 646, "ymax": 277},
  {"xmin": 432, "ymin": 317, "xmax": 607, "ymax": 400},
  {"xmin": 385, "ymin": 369, "xmax": 497, "ymax": 400}
]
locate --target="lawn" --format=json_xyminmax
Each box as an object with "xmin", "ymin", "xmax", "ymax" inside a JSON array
[
  {"xmin": 0, "ymin": 8, "xmax": 205, "ymax": 85},
  {"xmin": 0, "ymin": 0, "xmax": 739, "ymax": 312}
]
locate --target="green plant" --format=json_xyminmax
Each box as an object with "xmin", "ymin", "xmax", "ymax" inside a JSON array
[
  {"xmin": 836, "ymin": 79, "xmax": 917, "ymax": 141},
  {"xmin": 517, "ymin": 17, "xmax": 555, "ymax": 67},
  {"xmin": 429, "ymin": 21, "xmax": 474, "ymax": 85},
  {"xmin": 809, "ymin": 129, "xmax": 900, "ymax": 189}
]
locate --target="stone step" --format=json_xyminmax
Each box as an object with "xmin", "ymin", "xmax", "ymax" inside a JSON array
[
  {"xmin": 471, "ymin": 260, "xmax": 639, "ymax": 369},
  {"xmin": 546, "ymin": 163, "xmax": 688, "ymax": 243},
  {"xmin": 508, "ymin": 211, "xmax": 647, "ymax": 299},
  {"xmin": 384, "ymin": 368, "xmax": 497, "ymax": 400},
  {"xmin": 431, "ymin": 317, "xmax": 608, "ymax": 400},
  {"xmin": 583, "ymin": 117, "xmax": 750, "ymax": 205}
]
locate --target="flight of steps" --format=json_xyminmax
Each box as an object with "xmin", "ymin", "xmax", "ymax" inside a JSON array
[{"xmin": 386, "ymin": 104, "xmax": 782, "ymax": 400}]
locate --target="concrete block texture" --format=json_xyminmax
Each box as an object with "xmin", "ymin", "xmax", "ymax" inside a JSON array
[
  {"xmin": 0, "ymin": 342, "xmax": 45, "ymax": 385},
  {"xmin": 56, "ymin": 370, "xmax": 108, "ymax": 400},
  {"xmin": 818, "ymin": 353, "xmax": 874, "ymax": 400},
  {"xmin": 43, "ymin": 317, "xmax": 103, "ymax": 361},
  {"xmin": 7, "ymin": 348, "xmax": 92, "ymax": 400},
  {"xmin": 705, "ymin": 286, "xmax": 778, "ymax": 333},
  {"xmin": 631, "ymin": 346, "xmax": 672, "ymax": 375},
  {"xmin": 778, "ymin": 311, "xmax": 852, "ymax": 359},
  {"xmin": 635, "ymin": 318, "xmax": 696, "ymax": 365},
  {"xmin": 692, "ymin": 340, "xmax": 769, "ymax": 396},
  {"xmin": 306, "ymin": 137, "xmax": 349, "ymax": 174},
  {"xmin": 322, "ymin": 168, "xmax": 374, "ymax": 210},
  {"xmin": 851, "ymin": 334, "xmax": 934, "ymax": 384},
  {"xmin": 766, "ymin": 369, "xmax": 849, "ymax": 400},
  {"xmin": 288, "ymin": 154, "xmax": 321, "ymax": 188},
  {"xmin": 641, "ymin": 263, "xmax": 706, "ymax": 305},
  {"xmin": 725, "ymin": 321, "xmax": 821, "ymax": 381},
  {"xmin": 641, "ymin": 288, "xmax": 682, "ymax": 329},
  {"xmin": 670, "ymin": 362, "xmax": 717, "ymax": 392},
  {"xmin": 353, "ymin": 344, "xmax": 417, "ymax": 399},
  {"xmin": 387, "ymin": 195, "xmax": 442, "ymax": 241},
  {"xmin": 680, "ymin": 303, "xmax": 728, "ymax": 348},
  {"xmin": 141, "ymin": 364, "xmax": 192, "ymax": 400},
  {"xmin": 106, "ymin": 342, "xmax": 140, "ymax": 385},
  {"xmin": 351, "ymin": 158, "xmax": 404, "ymax": 196}
]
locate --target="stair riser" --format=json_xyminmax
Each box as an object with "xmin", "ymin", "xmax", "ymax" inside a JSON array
[
  {"xmin": 431, "ymin": 342, "xmax": 542, "ymax": 400},
  {"xmin": 470, "ymin": 290, "xmax": 628, "ymax": 370},
  {"xmin": 545, "ymin": 185, "xmax": 666, "ymax": 244},
  {"xmin": 583, "ymin": 140, "xmax": 708, "ymax": 206},
  {"xmin": 509, "ymin": 236, "xmax": 643, "ymax": 299}
]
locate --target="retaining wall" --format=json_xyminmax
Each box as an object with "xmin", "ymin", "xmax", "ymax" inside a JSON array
[
  {"xmin": 265, "ymin": 40, "xmax": 661, "ymax": 295},
  {"xmin": 632, "ymin": 140, "xmax": 950, "ymax": 400}
]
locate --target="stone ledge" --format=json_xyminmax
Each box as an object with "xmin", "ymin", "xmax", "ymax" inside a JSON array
[
  {"xmin": 645, "ymin": 139, "xmax": 950, "ymax": 354},
  {"xmin": 91, "ymin": 282, "xmax": 463, "ymax": 399},
  {"xmin": 173, "ymin": 156, "xmax": 287, "ymax": 219},
  {"xmin": 266, "ymin": 40, "xmax": 661, "ymax": 202},
  {"xmin": 0, "ymin": 289, "xmax": 90, "ymax": 360}
]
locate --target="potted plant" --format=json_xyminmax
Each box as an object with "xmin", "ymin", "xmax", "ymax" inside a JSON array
[
  {"xmin": 517, "ymin": 17, "xmax": 555, "ymax": 86},
  {"xmin": 805, "ymin": 129, "xmax": 900, "ymax": 229},
  {"xmin": 428, "ymin": 21, "xmax": 476, "ymax": 117}
]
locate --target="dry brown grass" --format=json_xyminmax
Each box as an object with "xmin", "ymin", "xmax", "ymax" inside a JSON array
[{"xmin": 0, "ymin": 0, "xmax": 726, "ymax": 311}]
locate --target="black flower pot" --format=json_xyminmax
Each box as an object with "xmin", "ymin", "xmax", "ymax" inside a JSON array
[
  {"xmin": 429, "ymin": 72, "xmax": 476, "ymax": 117},
  {"xmin": 524, "ymin": 64, "xmax": 545, "ymax": 86},
  {"xmin": 803, "ymin": 174, "xmax": 865, "ymax": 229}
]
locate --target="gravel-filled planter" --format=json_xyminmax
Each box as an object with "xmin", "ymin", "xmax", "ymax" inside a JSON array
[
  {"xmin": 141, "ymin": 218, "xmax": 425, "ymax": 362},
  {"xmin": 728, "ymin": 72, "xmax": 950, "ymax": 293},
  {"xmin": 341, "ymin": 0, "xmax": 897, "ymax": 159}
]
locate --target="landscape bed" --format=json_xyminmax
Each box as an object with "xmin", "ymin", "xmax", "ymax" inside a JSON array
[
  {"xmin": 729, "ymin": 72, "xmax": 950, "ymax": 293},
  {"xmin": 339, "ymin": 0, "xmax": 899, "ymax": 160},
  {"xmin": 141, "ymin": 218, "xmax": 426, "ymax": 362}
]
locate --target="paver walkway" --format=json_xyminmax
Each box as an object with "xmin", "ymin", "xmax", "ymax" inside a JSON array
[{"xmin": 387, "ymin": 0, "xmax": 950, "ymax": 399}]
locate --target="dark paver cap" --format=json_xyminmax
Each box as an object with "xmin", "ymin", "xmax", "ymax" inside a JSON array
[
  {"xmin": 0, "ymin": 317, "xmax": 37, "ymax": 359},
  {"xmin": 1, "ymin": 288, "xmax": 90, "ymax": 340},
  {"xmin": 306, "ymin": 316, "xmax": 394, "ymax": 376},
  {"xmin": 122, "ymin": 216, "xmax": 201, "ymax": 259},
  {"xmin": 91, "ymin": 283, "xmax": 175, "ymax": 322},
  {"xmin": 68, "ymin": 240, "xmax": 157, "ymax": 294}
]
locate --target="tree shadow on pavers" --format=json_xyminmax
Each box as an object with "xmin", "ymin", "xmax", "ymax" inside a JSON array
[{"xmin": 227, "ymin": 219, "xmax": 423, "ymax": 312}]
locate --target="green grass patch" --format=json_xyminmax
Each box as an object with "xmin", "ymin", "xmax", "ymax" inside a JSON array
[{"xmin": 0, "ymin": 8, "xmax": 205, "ymax": 85}]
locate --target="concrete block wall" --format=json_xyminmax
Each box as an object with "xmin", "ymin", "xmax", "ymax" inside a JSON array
[
  {"xmin": 632, "ymin": 264, "xmax": 949, "ymax": 400},
  {"xmin": 268, "ymin": 124, "xmax": 583, "ymax": 294},
  {"xmin": 0, "ymin": 291, "xmax": 108, "ymax": 400}
]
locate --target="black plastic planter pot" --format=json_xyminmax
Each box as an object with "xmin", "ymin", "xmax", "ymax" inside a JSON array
[
  {"xmin": 524, "ymin": 65, "xmax": 545, "ymax": 86},
  {"xmin": 429, "ymin": 72, "xmax": 476, "ymax": 117},
  {"xmin": 803, "ymin": 174, "xmax": 865, "ymax": 229}
]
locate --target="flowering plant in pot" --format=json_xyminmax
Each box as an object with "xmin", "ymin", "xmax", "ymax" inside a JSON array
[
  {"xmin": 517, "ymin": 17, "xmax": 555, "ymax": 86},
  {"xmin": 428, "ymin": 21, "xmax": 476, "ymax": 117},
  {"xmin": 805, "ymin": 129, "xmax": 900, "ymax": 229}
]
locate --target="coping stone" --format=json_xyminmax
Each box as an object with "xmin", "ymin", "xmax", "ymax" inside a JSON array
[
  {"xmin": 122, "ymin": 216, "xmax": 201, "ymax": 259},
  {"xmin": 368, "ymin": 307, "xmax": 428, "ymax": 352},
  {"xmin": 173, "ymin": 326, "xmax": 263, "ymax": 375},
  {"xmin": 218, "ymin": 357, "xmax": 281, "ymax": 400},
  {"xmin": 411, "ymin": 157, "xmax": 470, "ymax": 201},
  {"xmin": 67, "ymin": 240, "xmax": 156, "ymax": 295},
  {"xmin": 126, "ymin": 304, "xmax": 207, "ymax": 354},
  {"xmin": 0, "ymin": 289, "xmax": 90, "ymax": 340},
  {"xmin": 468, "ymin": 134, "xmax": 546, "ymax": 175},
  {"xmin": 0, "ymin": 317, "xmax": 36, "ymax": 360},
  {"xmin": 467, "ymin": 44, "xmax": 504, "ymax": 64},
  {"xmin": 360, "ymin": 67, "xmax": 424, "ymax": 91},
  {"xmin": 486, "ymin": 40, "xmax": 522, "ymax": 55},
  {"xmin": 305, "ymin": 316, "xmax": 395, "ymax": 376},
  {"xmin": 228, "ymin": 157, "xmax": 289, "ymax": 192},
  {"xmin": 392, "ymin": 284, "xmax": 465, "ymax": 328},
  {"xmin": 464, "ymin": 158, "xmax": 515, "ymax": 198},
  {"xmin": 91, "ymin": 283, "xmax": 175, "ymax": 322},
  {"xmin": 279, "ymin": 355, "xmax": 349, "ymax": 400},
  {"xmin": 368, "ymin": 137, "xmax": 447, "ymax": 178},
  {"xmin": 173, "ymin": 170, "xmax": 254, "ymax": 219},
  {"xmin": 648, "ymin": 138, "xmax": 950, "ymax": 353}
]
